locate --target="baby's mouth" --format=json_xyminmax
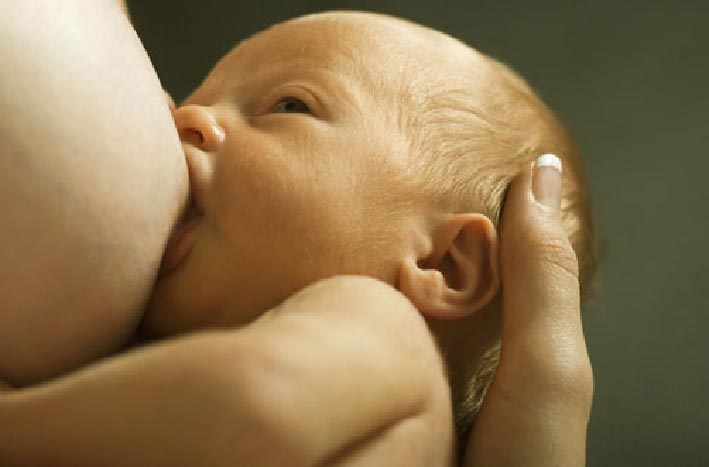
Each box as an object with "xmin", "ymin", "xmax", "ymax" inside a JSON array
[
  {"xmin": 158, "ymin": 178, "xmax": 203, "ymax": 277},
  {"xmin": 179, "ymin": 195, "xmax": 201, "ymax": 226},
  {"xmin": 159, "ymin": 202, "xmax": 201, "ymax": 277}
]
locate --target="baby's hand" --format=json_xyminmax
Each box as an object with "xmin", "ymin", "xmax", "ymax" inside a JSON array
[{"xmin": 462, "ymin": 156, "xmax": 593, "ymax": 467}]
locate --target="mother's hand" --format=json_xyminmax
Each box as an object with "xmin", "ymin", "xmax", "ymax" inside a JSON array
[{"xmin": 462, "ymin": 155, "xmax": 593, "ymax": 466}]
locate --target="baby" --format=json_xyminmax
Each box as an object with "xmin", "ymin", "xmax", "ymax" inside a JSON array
[
  {"xmin": 0, "ymin": 9, "xmax": 596, "ymax": 466},
  {"xmin": 141, "ymin": 8, "xmax": 596, "ymax": 457}
]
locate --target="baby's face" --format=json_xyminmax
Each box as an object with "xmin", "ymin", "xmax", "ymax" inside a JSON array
[{"xmin": 143, "ymin": 13, "xmax": 426, "ymax": 336}]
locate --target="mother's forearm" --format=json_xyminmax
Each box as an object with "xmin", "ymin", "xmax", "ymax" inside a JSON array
[
  {"xmin": 0, "ymin": 276, "xmax": 445, "ymax": 467},
  {"xmin": 0, "ymin": 1, "xmax": 188, "ymax": 384},
  {"xmin": 0, "ymin": 332, "xmax": 251, "ymax": 467}
]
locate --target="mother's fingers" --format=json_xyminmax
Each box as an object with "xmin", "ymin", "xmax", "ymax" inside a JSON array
[
  {"xmin": 463, "ymin": 156, "xmax": 592, "ymax": 467},
  {"xmin": 500, "ymin": 155, "xmax": 579, "ymax": 334},
  {"xmin": 498, "ymin": 155, "xmax": 591, "ymax": 406}
]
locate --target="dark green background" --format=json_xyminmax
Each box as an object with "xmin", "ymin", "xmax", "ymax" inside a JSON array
[{"xmin": 128, "ymin": 1, "xmax": 709, "ymax": 465}]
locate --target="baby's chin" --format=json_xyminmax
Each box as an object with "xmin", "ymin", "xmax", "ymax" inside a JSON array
[
  {"xmin": 140, "ymin": 271, "xmax": 201, "ymax": 340},
  {"xmin": 159, "ymin": 214, "xmax": 201, "ymax": 278},
  {"xmin": 142, "ymin": 267, "xmax": 254, "ymax": 340}
]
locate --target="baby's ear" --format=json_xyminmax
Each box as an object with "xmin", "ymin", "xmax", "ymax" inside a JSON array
[{"xmin": 397, "ymin": 213, "xmax": 500, "ymax": 319}]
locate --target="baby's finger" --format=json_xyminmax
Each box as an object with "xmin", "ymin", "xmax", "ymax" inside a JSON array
[{"xmin": 498, "ymin": 154, "xmax": 591, "ymax": 406}]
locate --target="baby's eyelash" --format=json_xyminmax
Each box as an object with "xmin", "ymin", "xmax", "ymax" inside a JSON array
[{"xmin": 271, "ymin": 97, "xmax": 311, "ymax": 114}]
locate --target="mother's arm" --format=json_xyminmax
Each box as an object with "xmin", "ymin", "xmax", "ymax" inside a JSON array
[
  {"xmin": 0, "ymin": 276, "xmax": 450, "ymax": 467},
  {"xmin": 0, "ymin": 0, "xmax": 188, "ymax": 385}
]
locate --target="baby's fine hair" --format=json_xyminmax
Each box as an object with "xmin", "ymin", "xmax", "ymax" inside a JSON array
[
  {"xmin": 363, "ymin": 13, "xmax": 598, "ymax": 442},
  {"xmin": 295, "ymin": 10, "xmax": 598, "ymax": 447}
]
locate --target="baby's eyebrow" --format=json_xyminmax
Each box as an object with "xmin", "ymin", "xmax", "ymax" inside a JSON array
[
  {"xmin": 302, "ymin": 68, "xmax": 361, "ymax": 107},
  {"xmin": 240, "ymin": 61, "xmax": 363, "ymax": 110}
]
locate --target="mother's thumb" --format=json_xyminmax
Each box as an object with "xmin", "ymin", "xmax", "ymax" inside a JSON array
[{"xmin": 499, "ymin": 154, "xmax": 581, "ymax": 341}]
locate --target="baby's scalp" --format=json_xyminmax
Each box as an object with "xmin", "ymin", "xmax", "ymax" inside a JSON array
[{"xmin": 286, "ymin": 10, "xmax": 597, "ymax": 438}]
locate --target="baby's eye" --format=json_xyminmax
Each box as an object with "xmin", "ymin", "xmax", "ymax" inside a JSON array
[{"xmin": 271, "ymin": 97, "xmax": 311, "ymax": 114}]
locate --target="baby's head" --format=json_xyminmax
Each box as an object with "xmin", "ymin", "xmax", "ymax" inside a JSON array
[{"xmin": 145, "ymin": 10, "xmax": 597, "ymax": 440}]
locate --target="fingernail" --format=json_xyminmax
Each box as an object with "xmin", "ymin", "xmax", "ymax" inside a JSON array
[{"xmin": 532, "ymin": 153, "xmax": 562, "ymax": 211}]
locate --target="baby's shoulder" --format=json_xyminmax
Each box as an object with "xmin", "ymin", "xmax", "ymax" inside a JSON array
[
  {"xmin": 278, "ymin": 275, "xmax": 441, "ymax": 358},
  {"xmin": 268, "ymin": 275, "xmax": 455, "ymax": 467},
  {"xmin": 274, "ymin": 275, "xmax": 449, "ymax": 395}
]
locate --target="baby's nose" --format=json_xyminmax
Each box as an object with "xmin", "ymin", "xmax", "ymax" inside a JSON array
[{"xmin": 173, "ymin": 105, "xmax": 225, "ymax": 152}]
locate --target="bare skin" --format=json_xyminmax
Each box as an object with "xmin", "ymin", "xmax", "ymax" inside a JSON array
[
  {"xmin": 0, "ymin": 164, "xmax": 591, "ymax": 467},
  {"xmin": 0, "ymin": 276, "xmax": 454, "ymax": 467},
  {"xmin": 0, "ymin": 0, "xmax": 188, "ymax": 385},
  {"xmin": 0, "ymin": 7, "xmax": 592, "ymax": 467}
]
